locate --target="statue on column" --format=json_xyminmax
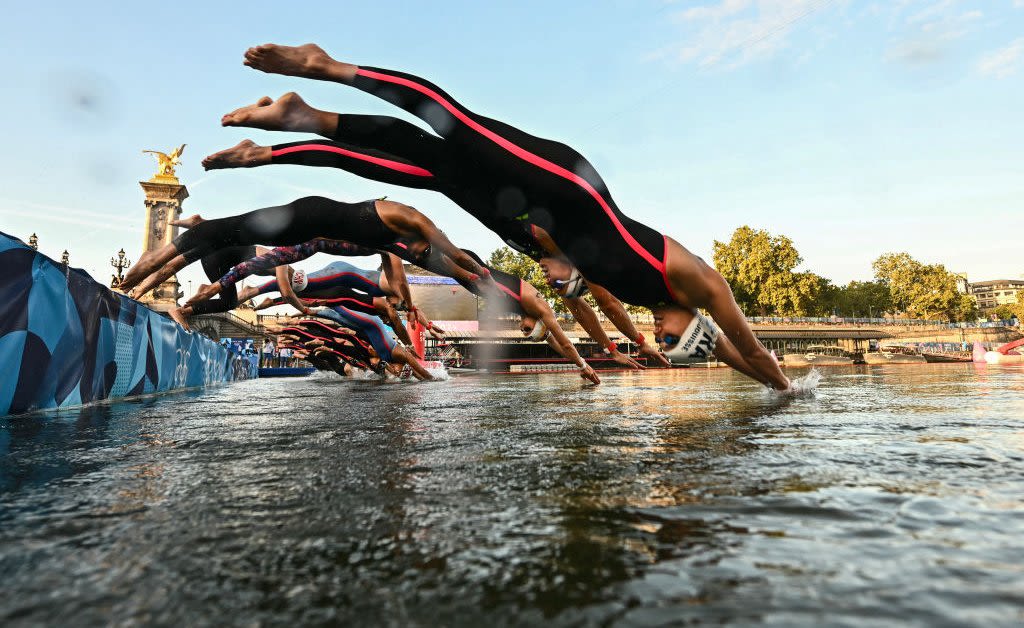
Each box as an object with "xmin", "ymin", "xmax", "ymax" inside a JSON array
[{"xmin": 143, "ymin": 144, "xmax": 186, "ymax": 181}]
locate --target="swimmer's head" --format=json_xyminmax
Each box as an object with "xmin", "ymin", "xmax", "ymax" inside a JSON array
[
  {"xmin": 520, "ymin": 316, "xmax": 550, "ymax": 341},
  {"xmin": 408, "ymin": 240, "xmax": 445, "ymax": 271},
  {"xmin": 553, "ymin": 268, "xmax": 588, "ymax": 298},
  {"xmin": 539, "ymin": 258, "xmax": 589, "ymax": 298},
  {"xmin": 290, "ymin": 269, "xmax": 308, "ymax": 292},
  {"xmin": 655, "ymin": 310, "xmax": 719, "ymax": 363},
  {"xmin": 407, "ymin": 239, "xmax": 430, "ymax": 262},
  {"xmin": 387, "ymin": 295, "xmax": 408, "ymax": 311}
]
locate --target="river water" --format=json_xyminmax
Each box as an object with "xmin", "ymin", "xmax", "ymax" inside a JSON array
[{"xmin": 1, "ymin": 365, "xmax": 1022, "ymax": 626}]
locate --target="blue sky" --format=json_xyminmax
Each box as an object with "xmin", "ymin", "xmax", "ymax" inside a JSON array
[{"xmin": 1, "ymin": 0, "xmax": 1021, "ymax": 295}]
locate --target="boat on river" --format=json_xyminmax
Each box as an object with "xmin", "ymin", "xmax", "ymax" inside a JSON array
[
  {"xmin": 921, "ymin": 351, "xmax": 972, "ymax": 363},
  {"xmin": 863, "ymin": 345, "xmax": 926, "ymax": 364},
  {"xmin": 782, "ymin": 345, "xmax": 855, "ymax": 366}
]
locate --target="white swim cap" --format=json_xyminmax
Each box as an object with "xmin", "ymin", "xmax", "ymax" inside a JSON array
[
  {"xmin": 555, "ymin": 268, "xmax": 588, "ymax": 298},
  {"xmin": 291, "ymin": 269, "xmax": 308, "ymax": 292},
  {"xmin": 527, "ymin": 319, "xmax": 550, "ymax": 341},
  {"xmin": 663, "ymin": 312, "xmax": 719, "ymax": 363}
]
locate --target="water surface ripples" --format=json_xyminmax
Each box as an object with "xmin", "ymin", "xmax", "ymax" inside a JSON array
[{"xmin": 1, "ymin": 365, "xmax": 1022, "ymax": 625}]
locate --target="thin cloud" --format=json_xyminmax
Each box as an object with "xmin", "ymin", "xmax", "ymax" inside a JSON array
[
  {"xmin": 978, "ymin": 37, "xmax": 1024, "ymax": 78},
  {"xmin": 884, "ymin": 1, "xmax": 984, "ymax": 67},
  {"xmin": 678, "ymin": 0, "xmax": 751, "ymax": 21},
  {"xmin": 0, "ymin": 208, "xmax": 139, "ymax": 232},
  {"xmin": 659, "ymin": 0, "xmax": 840, "ymax": 70}
]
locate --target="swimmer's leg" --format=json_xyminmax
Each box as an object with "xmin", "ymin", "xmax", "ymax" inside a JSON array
[
  {"xmin": 221, "ymin": 93, "xmax": 336, "ymax": 134},
  {"xmin": 129, "ymin": 254, "xmax": 189, "ymax": 300},
  {"xmin": 241, "ymin": 44, "xmax": 479, "ymax": 142},
  {"xmin": 119, "ymin": 242, "xmax": 180, "ymax": 292}
]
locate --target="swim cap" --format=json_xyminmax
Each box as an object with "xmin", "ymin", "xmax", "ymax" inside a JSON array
[
  {"xmin": 663, "ymin": 313, "xmax": 719, "ymax": 362},
  {"xmin": 527, "ymin": 320, "xmax": 550, "ymax": 341},
  {"xmin": 555, "ymin": 268, "xmax": 588, "ymax": 298},
  {"xmin": 291, "ymin": 269, "xmax": 308, "ymax": 292}
]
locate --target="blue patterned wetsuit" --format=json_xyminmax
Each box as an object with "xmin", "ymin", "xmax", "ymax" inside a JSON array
[
  {"xmin": 253, "ymin": 259, "xmax": 385, "ymax": 298},
  {"xmin": 315, "ymin": 306, "xmax": 399, "ymax": 362}
]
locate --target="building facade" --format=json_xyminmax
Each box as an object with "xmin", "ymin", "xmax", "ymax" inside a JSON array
[{"xmin": 969, "ymin": 279, "xmax": 1024, "ymax": 311}]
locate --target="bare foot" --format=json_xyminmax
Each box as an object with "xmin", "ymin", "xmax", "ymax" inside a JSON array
[
  {"xmin": 202, "ymin": 140, "xmax": 272, "ymax": 170},
  {"xmin": 186, "ymin": 283, "xmax": 221, "ymax": 306},
  {"xmin": 169, "ymin": 307, "xmax": 192, "ymax": 331},
  {"xmin": 170, "ymin": 214, "xmax": 205, "ymax": 229},
  {"xmin": 220, "ymin": 92, "xmax": 324, "ymax": 133},
  {"xmin": 243, "ymin": 43, "xmax": 338, "ymax": 79}
]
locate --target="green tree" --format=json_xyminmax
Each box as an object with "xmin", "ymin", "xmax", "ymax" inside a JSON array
[
  {"xmin": 712, "ymin": 226, "xmax": 828, "ymax": 316},
  {"xmin": 487, "ymin": 247, "xmax": 569, "ymax": 314},
  {"xmin": 872, "ymin": 252, "xmax": 976, "ymax": 321},
  {"xmin": 828, "ymin": 280, "xmax": 893, "ymax": 318},
  {"xmin": 1012, "ymin": 291, "xmax": 1024, "ymax": 323},
  {"xmin": 992, "ymin": 304, "xmax": 1016, "ymax": 321}
]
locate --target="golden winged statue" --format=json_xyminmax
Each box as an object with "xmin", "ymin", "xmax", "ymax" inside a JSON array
[{"xmin": 143, "ymin": 144, "xmax": 186, "ymax": 179}]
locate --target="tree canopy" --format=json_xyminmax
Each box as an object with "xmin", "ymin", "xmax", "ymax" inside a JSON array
[
  {"xmin": 712, "ymin": 226, "xmax": 829, "ymax": 316},
  {"xmin": 871, "ymin": 252, "xmax": 976, "ymax": 321},
  {"xmin": 487, "ymin": 247, "xmax": 568, "ymax": 313}
]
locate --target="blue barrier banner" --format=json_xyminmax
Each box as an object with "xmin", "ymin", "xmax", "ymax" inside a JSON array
[{"xmin": 0, "ymin": 232, "xmax": 256, "ymax": 416}]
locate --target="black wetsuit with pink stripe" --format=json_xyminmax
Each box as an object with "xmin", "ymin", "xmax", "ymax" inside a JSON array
[
  {"xmin": 267, "ymin": 67, "xmax": 674, "ymax": 307},
  {"xmin": 268, "ymin": 290, "xmax": 381, "ymax": 317},
  {"xmin": 280, "ymin": 324, "xmax": 373, "ymax": 370},
  {"xmin": 190, "ymin": 245, "xmax": 259, "ymax": 315}
]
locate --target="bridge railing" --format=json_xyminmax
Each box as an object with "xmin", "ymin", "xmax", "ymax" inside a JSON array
[{"xmin": 746, "ymin": 316, "xmax": 1018, "ymax": 329}]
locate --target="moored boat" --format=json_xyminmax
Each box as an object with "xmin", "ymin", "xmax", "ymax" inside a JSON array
[
  {"xmin": 782, "ymin": 345, "xmax": 855, "ymax": 367},
  {"xmin": 921, "ymin": 352, "xmax": 972, "ymax": 363},
  {"xmin": 863, "ymin": 345, "xmax": 926, "ymax": 364}
]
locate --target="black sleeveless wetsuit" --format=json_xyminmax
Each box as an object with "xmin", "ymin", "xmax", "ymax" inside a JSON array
[
  {"xmin": 190, "ymin": 245, "xmax": 260, "ymax": 315},
  {"xmin": 173, "ymin": 197, "xmax": 399, "ymax": 266}
]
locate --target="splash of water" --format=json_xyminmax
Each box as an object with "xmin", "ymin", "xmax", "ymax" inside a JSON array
[
  {"xmin": 786, "ymin": 368, "xmax": 822, "ymax": 396},
  {"xmin": 425, "ymin": 364, "xmax": 450, "ymax": 381}
]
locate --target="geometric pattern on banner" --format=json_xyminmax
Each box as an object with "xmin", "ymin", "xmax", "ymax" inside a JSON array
[{"xmin": 0, "ymin": 231, "xmax": 258, "ymax": 417}]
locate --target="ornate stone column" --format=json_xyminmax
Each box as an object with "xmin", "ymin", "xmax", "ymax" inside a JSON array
[{"xmin": 138, "ymin": 147, "xmax": 188, "ymax": 312}]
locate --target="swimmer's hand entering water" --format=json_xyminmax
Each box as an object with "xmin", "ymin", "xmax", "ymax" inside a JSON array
[
  {"xmin": 774, "ymin": 369, "xmax": 819, "ymax": 396},
  {"xmin": 581, "ymin": 365, "xmax": 600, "ymax": 385}
]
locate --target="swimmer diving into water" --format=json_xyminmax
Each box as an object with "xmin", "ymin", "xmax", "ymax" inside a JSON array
[
  {"xmin": 118, "ymin": 197, "xmax": 492, "ymax": 305},
  {"xmin": 204, "ymin": 43, "xmax": 789, "ymax": 390}
]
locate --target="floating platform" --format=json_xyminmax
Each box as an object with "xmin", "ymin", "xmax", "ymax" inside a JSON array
[
  {"xmin": 258, "ymin": 367, "xmax": 316, "ymax": 377},
  {"xmin": 0, "ymin": 232, "xmax": 257, "ymax": 417}
]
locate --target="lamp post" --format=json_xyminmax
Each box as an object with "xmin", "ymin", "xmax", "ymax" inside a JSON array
[
  {"xmin": 110, "ymin": 248, "xmax": 132, "ymax": 288},
  {"xmin": 28, "ymin": 233, "xmax": 38, "ymax": 250},
  {"xmin": 61, "ymin": 250, "xmax": 70, "ymax": 265}
]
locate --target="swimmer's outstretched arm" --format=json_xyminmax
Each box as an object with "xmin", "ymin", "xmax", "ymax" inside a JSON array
[
  {"xmin": 380, "ymin": 253, "xmax": 415, "ymax": 318},
  {"xmin": 275, "ymin": 266, "xmax": 312, "ymax": 315},
  {"xmin": 664, "ymin": 239, "xmax": 790, "ymax": 390},
  {"xmin": 521, "ymin": 290, "xmax": 599, "ymax": 385},
  {"xmin": 562, "ymin": 297, "xmax": 642, "ymax": 370},
  {"xmin": 375, "ymin": 297, "xmax": 415, "ymax": 348},
  {"xmin": 530, "ymin": 226, "xmax": 654, "ymax": 369},
  {"xmin": 391, "ymin": 345, "xmax": 434, "ymax": 381},
  {"xmin": 586, "ymin": 283, "xmax": 671, "ymax": 368},
  {"xmin": 375, "ymin": 201, "xmax": 490, "ymax": 280}
]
